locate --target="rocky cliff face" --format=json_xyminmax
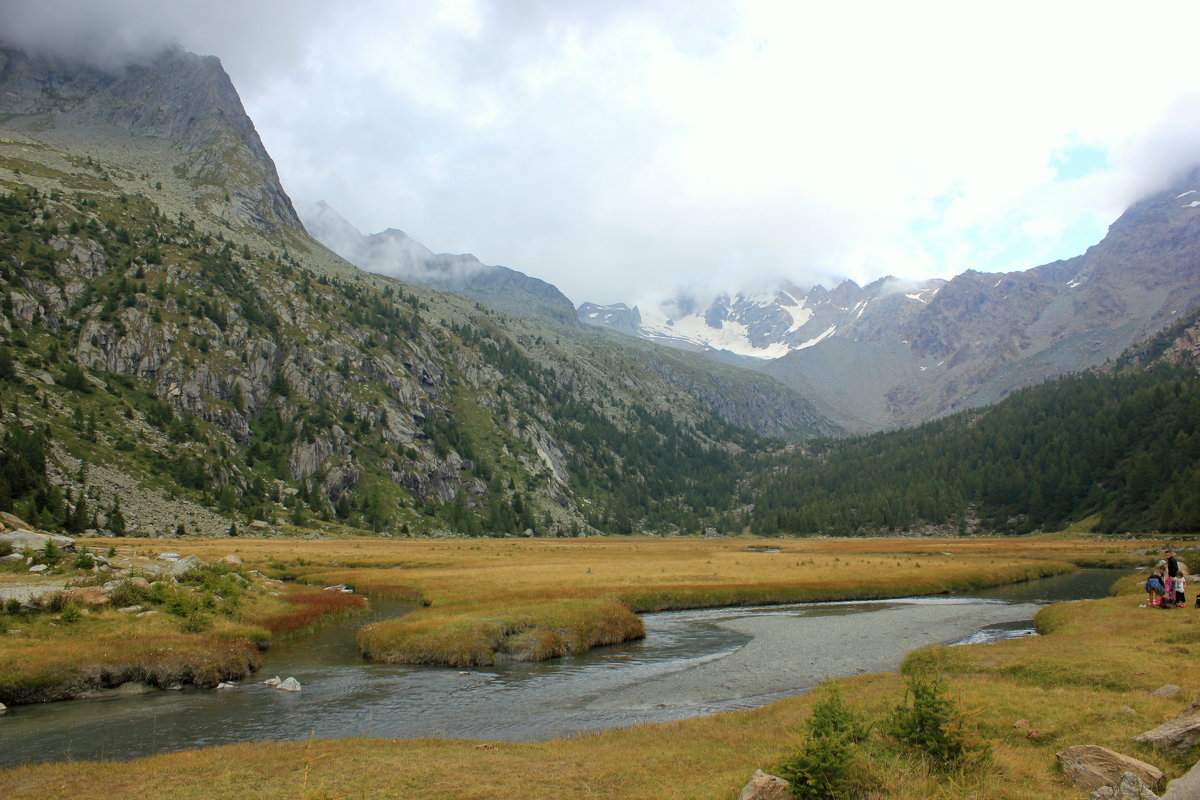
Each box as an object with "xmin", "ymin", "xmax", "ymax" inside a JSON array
[
  {"xmin": 0, "ymin": 45, "xmax": 301, "ymax": 234},
  {"xmin": 0, "ymin": 122, "xmax": 833, "ymax": 538}
]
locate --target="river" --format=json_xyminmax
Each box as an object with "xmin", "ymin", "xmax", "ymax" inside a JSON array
[{"xmin": 0, "ymin": 568, "xmax": 1123, "ymax": 767}]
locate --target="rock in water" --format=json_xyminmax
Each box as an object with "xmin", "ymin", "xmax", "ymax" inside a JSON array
[
  {"xmin": 736, "ymin": 769, "xmax": 790, "ymax": 800},
  {"xmin": 277, "ymin": 677, "xmax": 301, "ymax": 692}
]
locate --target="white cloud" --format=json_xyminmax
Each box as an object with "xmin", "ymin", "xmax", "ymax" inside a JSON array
[{"xmin": 5, "ymin": 0, "xmax": 1200, "ymax": 305}]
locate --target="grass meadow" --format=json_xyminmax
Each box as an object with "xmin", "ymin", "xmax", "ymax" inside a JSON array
[{"xmin": 1, "ymin": 534, "xmax": 1187, "ymax": 799}]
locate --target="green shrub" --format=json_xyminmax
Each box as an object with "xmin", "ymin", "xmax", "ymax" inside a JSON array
[
  {"xmin": 885, "ymin": 673, "xmax": 986, "ymax": 769},
  {"xmin": 60, "ymin": 604, "xmax": 82, "ymax": 624},
  {"xmin": 3, "ymin": 598, "xmax": 21, "ymax": 615},
  {"xmin": 73, "ymin": 551, "xmax": 95, "ymax": 570},
  {"xmin": 41, "ymin": 539, "xmax": 61, "ymax": 565},
  {"xmin": 776, "ymin": 686, "xmax": 871, "ymax": 800},
  {"xmin": 179, "ymin": 611, "xmax": 212, "ymax": 633}
]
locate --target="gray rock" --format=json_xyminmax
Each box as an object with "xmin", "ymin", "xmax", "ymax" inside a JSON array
[
  {"xmin": 1162, "ymin": 757, "xmax": 1200, "ymax": 800},
  {"xmin": 1057, "ymin": 745, "xmax": 1164, "ymax": 792},
  {"xmin": 218, "ymin": 554, "xmax": 244, "ymax": 566},
  {"xmin": 0, "ymin": 701, "xmax": 6, "ymax": 714},
  {"xmin": 117, "ymin": 605, "xmax": 143, "ymax": 614},
  {"xmin": 28, "ymin": 564, "xmax": 48, "ymax": 573},
  {"xmin": 276, "ymin": 676, "xmax": 301, "ymax": 692},
  {"xmin": 1, "ymin": 553, "xmax": 23, "ymax": 562},
  {"xmin": 167, "ymin": 555, "xmax": 208, "ymax": 576},
  {"xmin": 736, "ymin": 769, "xmax": 791, "ymax": 800},
  {"xmin": 1136, "ymin": 695, "xmax": 1200, "ymax": 754},
  {"xmin": 1091, "ymin": 772, "xmax": 1161, "ymax": 800},
  {"xmin": 0, "ymin": 530, "xmax": 76, "ymax": 553},
  {"xmin": 1151, "ymin": 685, "xmax": 1182, "ymax": 699}
]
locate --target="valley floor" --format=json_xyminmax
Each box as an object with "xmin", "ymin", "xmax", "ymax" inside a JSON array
[{"xmin": 1, "ymin": 535, "xmax": 1193, "ymax": 799}]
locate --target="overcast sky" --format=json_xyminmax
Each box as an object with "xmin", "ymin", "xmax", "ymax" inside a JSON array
[{"xmin": 6, "ymin": 1, "xmax": 1200, "ymax": 305}]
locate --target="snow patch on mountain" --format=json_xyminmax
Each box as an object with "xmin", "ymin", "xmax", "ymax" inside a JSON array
[{"xmin": 640, "ymin": 306, "xmax": 793, "ymax": 359}]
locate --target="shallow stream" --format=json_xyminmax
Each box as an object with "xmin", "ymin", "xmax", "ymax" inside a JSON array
[{"xmin": 0, "ymin": 568, "xmax": 1123, "ymax": 767}]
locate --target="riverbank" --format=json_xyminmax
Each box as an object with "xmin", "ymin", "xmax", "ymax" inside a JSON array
[{"xmin": 7, "ymin": 576, "xmax": 1197, "ymax": 800}]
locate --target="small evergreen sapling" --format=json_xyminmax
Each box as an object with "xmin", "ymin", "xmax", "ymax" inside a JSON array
[{"xmin": 776, "ymin": 685, "xmax": 870, "ymax": 800}]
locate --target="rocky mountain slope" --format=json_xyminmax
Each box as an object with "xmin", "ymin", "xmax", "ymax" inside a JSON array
[
  {"xmin": 300, "ymin": 201, "xmax": 579, "ymax": 325},
  {"xmin": 0, "ymin": 44, "xmax": 836, "ymax": 539},
  {"xmin": 581, "ymin": 172, "xmax": 1200, "ymax": 431}
]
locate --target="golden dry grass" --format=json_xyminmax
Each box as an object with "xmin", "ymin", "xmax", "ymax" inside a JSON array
[
  {"xmin": 3, "ymin": 535, "xmax": 1182, "ymax": 800},
  {"xmin": 5, "ymin": 586, "xmax": 1196, "ymax": 799},
  {"xmin": 108, "ymin": 534, "xmax": 1131, "ymax": 665}
]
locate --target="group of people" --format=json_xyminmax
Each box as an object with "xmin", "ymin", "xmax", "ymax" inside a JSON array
[{"xmin": 1144, "ymin": 548, "xmax": 1188, "ymax": 608}]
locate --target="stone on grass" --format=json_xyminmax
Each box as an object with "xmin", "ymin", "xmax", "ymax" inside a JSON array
[
  {"xmin": 167, "ymin": 555, "xmax": 207, "ymax": 576},
  {"xmin": 736, "ymin": 769, "xmax": 790, "ymax": 800},
  {"xmin": 1135, "ymin": 695, "xmax": 1200, "ymax": 754},
  {"xmin": 28, "ymin": 564, "xmax": 48, "ymax": 573},
  {"xmin": 1090, "ymin": 772, "xmax": 1161, "ymax": 800},
  {"xmin": 1162, "ymin": 756, "xmax": 1200, "ymax": 800},
  {"xmin": 218, "ymin": 554, "xmax": 244, "ymax": 566},
  {"xmin": 1057, "ymin": 745, "xmax": 1163, "ymax": 792},
  {"xmin": 1151, "ymin": 685, "xmax": 1181, "ymax": 699},
  {"xmin": 276, "ymin": 677, "xmax": 301, "ymax": 692}
]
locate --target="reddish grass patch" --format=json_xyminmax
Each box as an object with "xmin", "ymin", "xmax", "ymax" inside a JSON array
[{"xmin": 260, "ymin": 591, "xmax": 367, "ymax": 635}]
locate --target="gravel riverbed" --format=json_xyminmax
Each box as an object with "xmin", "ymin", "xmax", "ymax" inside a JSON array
[{"xmin": 590, "ymin": 599, "xmax": 1042, "ymax": 711}]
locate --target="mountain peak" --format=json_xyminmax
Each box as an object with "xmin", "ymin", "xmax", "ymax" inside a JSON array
[{"xmin": 0, "ymin": 43, "xmax": 302, "ymax": 234}]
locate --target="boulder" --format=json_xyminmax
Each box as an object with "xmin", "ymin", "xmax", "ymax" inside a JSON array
[
  {"xmin": 218, "ymin": 554, "xmax": 244, "ymax": 566},
  {"xmin": 1057, "ymin": 745, "xmax": 1163, "ymax": 792},
  {"xmin": 1151, "ymin": 685, "xmax": 1181, "ymax": 699},
  {"xmin": 1, "ymin": 553, "xmax": 23, "ymax": 562},
  {"xmin": 276, "ymin": 677, "xmax": 301, "ymax": 692},
  {"xmin": 0, "ymin": 512, "xmax": 31, "ymax": 531},
  {"xmin": 0, "ymin": 701, "xmax": 6, "ymax": 714},
  {"xmin": 1091, "ymin": 772, "xmax": 1161, "ymax": 800},
  {"xmin": 1163, "ymin": 757, "xmax": 1200, "ymax": 800},
  {"xmin": 736, "ymin": 770, "xmax": 791, "ymax": 800},
  {"xmin": 263, "ymin": 676, "xmax": 281, "ymax": 687},
  {"xmin": 0, "ymin": 530, "xmax": 76, "ymax": 553},
  {"xmin": 167, "ymin": 555, "xmax": 208, "ymax": 576},
  {"xmin": 28, "ymin": 564, "xmax": 48, "ymax": 573},
  {"xmin": 1136, "ymin": 695, "xmax": 1200, "ymax": 754}
]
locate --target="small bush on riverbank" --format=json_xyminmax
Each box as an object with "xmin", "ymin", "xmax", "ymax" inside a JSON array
[
  {"xmin": 776, "ymin": 686, "xmax": 872, "ymax": 799},
  {"xmin": 886, "ymin": 672, "xmax": 988, "ymax": 770}
]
